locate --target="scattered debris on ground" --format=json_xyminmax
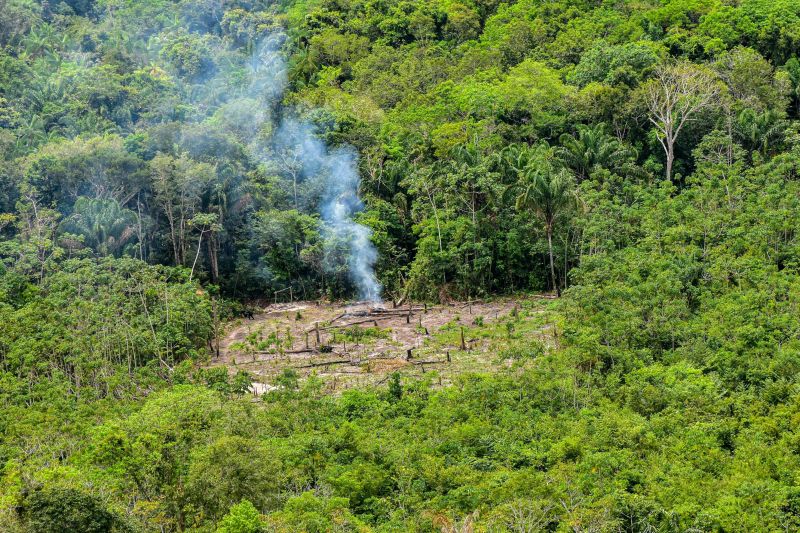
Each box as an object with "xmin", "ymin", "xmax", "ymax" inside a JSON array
[{"xmin": 212, "ymin": 296, "xmax": 555, "ymax": 395}]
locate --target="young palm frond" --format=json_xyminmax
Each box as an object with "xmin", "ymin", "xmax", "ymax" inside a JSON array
[{"xmin": 556, "ymin": 123, "xmax": 637, "ymax": 181}]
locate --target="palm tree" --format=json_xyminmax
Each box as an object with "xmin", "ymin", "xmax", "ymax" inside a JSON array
[
  {"xmin": 62, "ymin": 197, "xmax": 138, "ymax": 257},
  {"xmin": 289, "ymin": 44, "xmax": 318, "ymax": 88},
  {"xmin": 504, "ymin": 145, "xmax": 577, "ymax": 297},
  {"xmin": 556, "ymin": 123, "xmax": 635, "ymax": 180},
  {"xmin": 735, "ymin": 109, "xmax": 786, "ymax": 157},
  {"xmin": 14, "ymin": 115, "xmax": 52, "ymax": 153}
]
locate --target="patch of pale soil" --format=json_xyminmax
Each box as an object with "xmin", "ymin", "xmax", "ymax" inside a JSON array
[{"xmin": 211, "ymin": 297, "xmax": 548, "ymax": 395}]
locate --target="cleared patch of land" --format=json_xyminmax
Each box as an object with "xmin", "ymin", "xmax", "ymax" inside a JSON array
[{"xmin": 212, "ymin": 295, "xmax": 557, "ymax": 394}]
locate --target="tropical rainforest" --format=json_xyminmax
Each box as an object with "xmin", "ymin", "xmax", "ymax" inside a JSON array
[{"xmin": 4, "ymin": 0, "xmax": 800, "ymax": 530}]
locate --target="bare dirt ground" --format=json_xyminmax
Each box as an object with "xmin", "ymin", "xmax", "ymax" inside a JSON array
[{"xmin": 211, "ymin": 296, "xmax": 554, "ymax": 395}]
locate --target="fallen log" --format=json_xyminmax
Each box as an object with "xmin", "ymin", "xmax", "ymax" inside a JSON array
[
  {"xmin": 294, "ymin": 359, "xmax": 352, "ymax": 369},
  {"xmin": 370, "ymin": 307, "xmax": 427, "ymax": 314},
  {"xmin": 318, "ymin": 317, "xmax": 383, "ymax": 329},
  {"xmin": 410, "ymin": 359, "xmax": 447, "ymax": 365},
  {"xmin": 255, "ymin": 348, "xmax": 315, "ymax": 355},
  {"xmin": 370, "ymin": 354, "xmax": 401, "ymax": 360},
  {"xmin": 312, "ymin": 311, "xmax": 427, "ymax": 332}
]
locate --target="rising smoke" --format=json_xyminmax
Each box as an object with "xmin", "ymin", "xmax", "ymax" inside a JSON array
[
  {"xmin": 241, "ymin": 35, "xmax": 382, "ymax": 301},
  {"xmin": 319, "ymin": 146, "xmax": 382, "ymax": 302}
]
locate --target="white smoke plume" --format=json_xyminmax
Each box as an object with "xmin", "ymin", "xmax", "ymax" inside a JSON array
[
  {"xmin": 239, "ymin": 35, "xmax": 382, "ymax": 301},
  {"xmin": 319, "ymin": 146, "xmax": 382, "ymax": 302}
]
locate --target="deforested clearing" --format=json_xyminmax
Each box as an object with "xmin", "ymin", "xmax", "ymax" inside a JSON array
[
  {"xmin": 4, "ymin": 0, "xmax": 800, "ymax": 531},
  {"xmin": 215, "ymin": 297, "xmax": 553, "ymax": 392}
]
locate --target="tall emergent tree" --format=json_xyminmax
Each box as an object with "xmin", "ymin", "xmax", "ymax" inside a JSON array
[{"xmin": 645, "ymin": 62, "xmax": 721, "ymax": 181}]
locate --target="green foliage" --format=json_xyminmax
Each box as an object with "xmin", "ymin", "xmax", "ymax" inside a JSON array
[
  {"xmin": 332, "ymin": 325, "xmax": 389, "ymax": 343},
  {"xmin": 0, "ymin": 256, "xmax": 213, "ymax": 400},
  {"xmin": 217, "ymin": 500, "xmax": 264, "ymax": 533},
  {"xmin": 61, "ymin": 197, "xmax": 139, "ymax": 257},
  {"xmin": 159, "ymin": 31, "xmax": 217, "ymax": 79},
  {"xmin": 569, "ymin": 41, "xmax": 661, "ymax": 88},
  {"xmin": 2, "ymin": 0, "xmax": 793, "ymax": 300},
  {"xmin": 266, "ymin": 491, "xmax": 367, "ymax": 532},
  {"xmin": 20, "ymin": 486, "xmax": 115, "ymax": 533},
  {"xmin": 387, "ymin": 371, "xmax": 402, "ymax": 401},
  {"xmin": 5, "ymin": 0, "xmax": 800, "ymax": 530},
  {"xmin": 275, "ymin": 367, "xmax": 299, "ymax": 390}
]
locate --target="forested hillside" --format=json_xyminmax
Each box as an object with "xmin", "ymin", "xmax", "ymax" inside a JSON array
[{"xmin": 4, "ymin": 0, "xmax": 800, "ymax": 530}]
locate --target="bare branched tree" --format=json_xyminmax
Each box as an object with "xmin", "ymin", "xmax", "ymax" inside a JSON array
[
  {"xmin": 645, "ymin": 62, "xmax": 721, "ymax": 181},
  {"xmin": 502, "ymin": 500, "xmax": 556, "ymax": 532}
]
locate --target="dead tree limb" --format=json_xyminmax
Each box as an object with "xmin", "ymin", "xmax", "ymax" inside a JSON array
[
  {"xmin": 294, "ymin": 359, "xmax": 351, "ymax": 369},
  {"xmin": 411, "ymin": 359, "xmax": 447, "ymax": 365}
]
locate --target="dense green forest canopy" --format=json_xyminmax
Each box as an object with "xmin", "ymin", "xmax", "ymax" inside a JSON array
[
  {"xmin": 5, "ymin": 0, "xmax": 800, "ymax": 530},
  {"xmin": 2, "ymin": 0, "xmax": 796, "ymax": 302}
]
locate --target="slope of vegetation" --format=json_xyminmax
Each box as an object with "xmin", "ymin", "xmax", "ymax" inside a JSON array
[{"xmin": 4, "ymin": 0, "xmax": 800, "ymax": 530}]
